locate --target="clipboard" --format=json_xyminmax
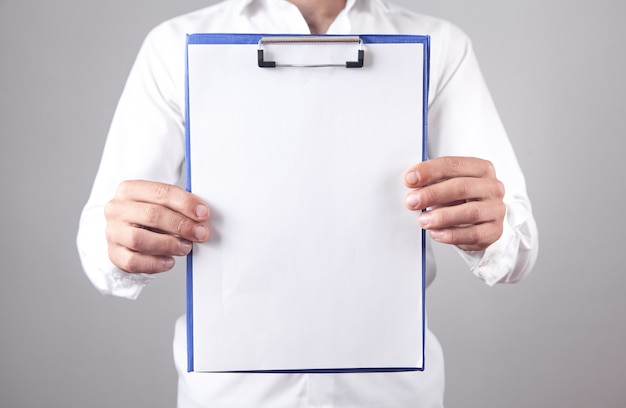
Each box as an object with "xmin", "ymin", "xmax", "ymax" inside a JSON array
[{"xmin": 185, "ymin": 34, "xmax": 430, "ymax": 373}]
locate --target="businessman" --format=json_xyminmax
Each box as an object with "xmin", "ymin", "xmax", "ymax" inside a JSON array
[{"xmin": 78, "ymin": 0, "xmax": 538, "ymax": 406}]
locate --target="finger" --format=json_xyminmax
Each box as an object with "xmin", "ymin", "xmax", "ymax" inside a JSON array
[
  {"xmin": 106, "ymin": 220, "xmax": 194, "ymax": 257},
  {"xmin": 115, "ymin": 180, "xmax": 210, "ymax": 222},
  {"xmin": 108, "ymin": 244, "xmax": 177, "ymax": 274},
  {"xmin": 428, "ymin": 222, "xmax": 504, "ymax": 251},
  {"xmin": 417, "ymin": 200, "xmax": 505, "ymax": 230},
  {"xmin": 405, "ymin": 177, "xmax": 503, "ymax": 211},
  {"xmin": 105, "ymin": 199, "xmax": 209, "ymax": 243},
  {"xmin": 405, "ymin": 157, "xmax": 496, "ymax": 188}
]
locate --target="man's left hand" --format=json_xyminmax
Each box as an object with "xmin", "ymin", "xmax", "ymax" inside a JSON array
[{"xmin": 404, "ymin": 156, "xmax": 506, "ymax": 251}]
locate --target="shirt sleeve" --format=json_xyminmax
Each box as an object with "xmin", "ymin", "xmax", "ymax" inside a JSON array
[
  {"xmin": 427, "ymin": 22, "xmax": 539, "ymax": 286},
  {"xmin": 76, "ymin": 24, "xmax": 186, "ymax": 299}
]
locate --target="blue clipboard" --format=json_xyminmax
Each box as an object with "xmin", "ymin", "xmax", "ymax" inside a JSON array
[{"xmin": 185, "ymin": 33, "xmax": 429, "ymax": 373}]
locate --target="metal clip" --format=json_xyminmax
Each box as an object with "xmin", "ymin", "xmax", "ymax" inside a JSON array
[{"xmin": 258, "ymin": 36, "xmax": 364, "ymax": 68}]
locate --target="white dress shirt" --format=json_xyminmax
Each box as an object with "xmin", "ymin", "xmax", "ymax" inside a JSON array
[{"xmin": 77, "ymin": 0, "xmax": 539, "ymax": 406}]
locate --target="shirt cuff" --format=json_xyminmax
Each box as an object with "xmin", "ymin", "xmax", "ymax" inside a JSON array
[
  {"xmin": 454, "ymin": 219, "xmax": 518, "ymax": 286},
  {"xmin": 82, "ymin": 254, "xmax": 155, "ymax": 300},
  {"xmin": 106, "ymin": 268, "xmax": 155, "ymax": 300}
]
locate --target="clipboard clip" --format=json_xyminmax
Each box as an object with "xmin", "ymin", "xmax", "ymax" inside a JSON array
[{"xmin": 258, "ymin": 36, "xmax": 364, "ymax": 68}]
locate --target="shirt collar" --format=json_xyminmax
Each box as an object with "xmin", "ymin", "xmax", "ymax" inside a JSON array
[
  {"xmin": 235, "ymin": 0, "xmax": 390, "ymax": 15},
  {"xmin": 234, "ymin": 0, "xmax": 255, "ymax": 14}
]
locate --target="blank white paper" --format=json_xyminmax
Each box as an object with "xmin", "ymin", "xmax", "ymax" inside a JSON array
[{"xmin": 186, "ymin": 36, "xmax": 427, "ymax": 372}]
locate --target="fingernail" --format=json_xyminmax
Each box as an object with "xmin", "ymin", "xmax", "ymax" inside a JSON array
[
  {"xmin": 195, "ymin": 204, "xmax": 209, "ymax": 218},
  {"xmin": 406, "ymin": 193, "xmax": 420, "ymax": 208},
  {"xmin": 179, "ymin": 240, "xmax": 192, "ymax": 254},
  {"xmin": 163, "ymin": 258, "xmax": 175, "ymax": 269},
  {"xmin": 418, "ymin": 212, "xmax": 431, "ymax": 228},
  {"xmin": 430, "ymin": 230, "xmax": 444, "ymax": 240},
  {"xmin": 194, "ymin": 224, "xmax": 208, "ymax": 241},
  {"xmin": 405, "ymin": 171, "xmax": 419, "ymax": 185}
]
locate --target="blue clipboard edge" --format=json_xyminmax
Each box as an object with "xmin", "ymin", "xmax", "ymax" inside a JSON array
[{"xmin": 185, "ymin": 33, "xmax": 430, "ymax": 374}]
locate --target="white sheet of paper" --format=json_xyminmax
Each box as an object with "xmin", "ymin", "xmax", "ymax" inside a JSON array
[{"xmin": 186, "ymin": 35, "xmax": 427, "ymax": 372}]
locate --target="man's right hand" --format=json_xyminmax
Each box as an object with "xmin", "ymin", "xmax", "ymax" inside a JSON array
[{"xmin": 104, "ymin": 180, "xmax": 210, "ymax": 274}]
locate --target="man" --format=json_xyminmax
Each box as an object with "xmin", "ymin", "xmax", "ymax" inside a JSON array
[{"xmin": 77, "ymin": 0, "xmax": 538, "ymax": 406}]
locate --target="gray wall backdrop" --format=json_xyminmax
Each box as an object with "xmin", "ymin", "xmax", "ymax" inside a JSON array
[{"xmin": 1, "ymin": 0, "xmax": 624, "ymax": 407}]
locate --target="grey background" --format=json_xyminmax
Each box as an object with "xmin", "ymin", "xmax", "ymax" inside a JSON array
[{"xmin": 1, "ymin": 0, "xmax": 624, "ymax": 407}]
